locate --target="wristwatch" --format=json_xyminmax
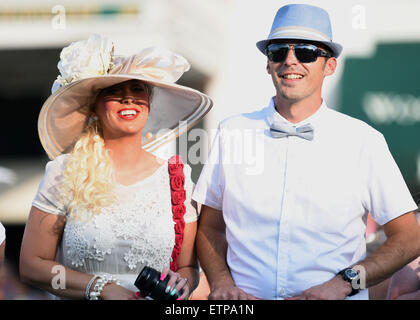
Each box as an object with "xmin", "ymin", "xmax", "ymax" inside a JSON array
[{"xmin": 338, "ymin": 268, "xmax": 360, "ymax": 296}]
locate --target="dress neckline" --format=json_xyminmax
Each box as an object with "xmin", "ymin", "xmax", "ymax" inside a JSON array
[{"xmin": 115, "ymin": 160, "xmax": 167, "ymax": 188}]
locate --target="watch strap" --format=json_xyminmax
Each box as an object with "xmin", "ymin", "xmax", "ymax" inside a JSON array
[{"xmin": 338, "ymin": 268, "xmax": 360, "ymax": 297}]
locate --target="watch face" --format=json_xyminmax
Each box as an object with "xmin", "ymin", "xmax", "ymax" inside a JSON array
[{"xmin": 344, "ymin": 269, "xmax": 359, "ymax": 280}]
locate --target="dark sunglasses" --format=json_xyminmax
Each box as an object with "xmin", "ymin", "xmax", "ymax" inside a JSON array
[{"xmin": 266, "ymin": 43, "xmax": 332, "ymax": 64}]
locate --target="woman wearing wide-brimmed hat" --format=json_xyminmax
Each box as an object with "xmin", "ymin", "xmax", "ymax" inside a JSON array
[{"xmin": 19, "ymin": 35, "xmax": 212, "ymax": 300}]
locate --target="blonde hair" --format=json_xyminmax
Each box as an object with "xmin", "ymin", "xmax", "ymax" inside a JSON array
[
  {"xmin": 60, "ymin": 80, "xmax": 153, "ymax": 220},
  {"xmin": 60, "ymin": 119, "xmax": 116, "ymax": 220}
]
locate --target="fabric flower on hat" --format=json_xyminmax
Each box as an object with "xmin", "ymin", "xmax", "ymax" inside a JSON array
[
  {"xmin": 52, "ymin": 34, "xmax": 114, "ymax": 93},
  {"xmin": 110, "ymin": 47, "xmax": 190, "ymax": 83}
]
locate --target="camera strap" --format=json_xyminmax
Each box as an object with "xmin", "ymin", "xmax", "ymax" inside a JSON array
[{"xmin": 168, "ymin": 155, "xmax": 186, "ymax": 272}]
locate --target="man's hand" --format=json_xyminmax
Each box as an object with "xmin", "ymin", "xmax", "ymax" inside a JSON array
[
  {"xmin": 209, "ymin": 281, "xmax": 259, "ymax": 300},
  {"xmin": 286, "ymin": 275, "xmax": 352, "ymax": 300}
]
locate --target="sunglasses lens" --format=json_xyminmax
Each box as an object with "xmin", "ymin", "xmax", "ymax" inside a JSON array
[
  {"xmin": 266, "ymin": 44, "xmax": 327, "ymax": 63},
  {"xmin": 294, "ymin": 46, "xmax": 318, "ymax": 63},
  {"xmin": 266, "ymin": 44, "xmax": 289, "ymax": 63}
]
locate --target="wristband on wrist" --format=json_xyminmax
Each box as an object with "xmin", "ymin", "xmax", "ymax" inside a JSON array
[
  {"xmin": 87, "ymin": 274, "xmax": 121, "ymax": 300},
  {"xmin": 85, "ymin": 275, "xmax": 100, "ymax": 300}
]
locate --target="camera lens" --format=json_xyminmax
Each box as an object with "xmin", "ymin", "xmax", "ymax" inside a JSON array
[
  {"xmin": 134, "ymin": 266, "xmax": 180, "ymax": 300},
  {"xmin": 135, "ymin": 266, "xmax": 159, "ymax": 297}
]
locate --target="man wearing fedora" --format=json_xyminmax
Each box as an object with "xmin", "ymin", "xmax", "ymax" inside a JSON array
[{"xmin": 193, "ymin": 4, "xmax": 420, "ymax": 300}]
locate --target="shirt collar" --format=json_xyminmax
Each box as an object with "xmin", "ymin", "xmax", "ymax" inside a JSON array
[{"xmin": 266, "ymin": 97, "xmax": 328, "ymax": 128}]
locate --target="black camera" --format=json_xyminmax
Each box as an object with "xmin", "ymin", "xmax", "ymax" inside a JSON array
[{"xmin": 134, "ymin": 266, "xmax": 181, "ymax": 300}]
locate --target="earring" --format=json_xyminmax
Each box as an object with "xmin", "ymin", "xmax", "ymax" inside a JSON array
[
  {"xmin": 88, "ymin": 114, "xmax": 100, "ymax": 136},
  {"xmin": 89, "ymin": 114, "xmax": 98, "ymax": 124}
]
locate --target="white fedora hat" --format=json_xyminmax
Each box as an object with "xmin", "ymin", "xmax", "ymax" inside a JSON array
[
  {"xmin": 256, "ymin": 4, "xmax": 343, "ymax": 58},
  {"xmin": 38, "ymin": 34, "xmax": 213, "ymax": 160}
]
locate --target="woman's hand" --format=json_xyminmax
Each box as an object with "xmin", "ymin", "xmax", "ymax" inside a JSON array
[
  {"xmin": 161, "ymin": 267, "xmax": 191, "ymax": 300},
  {"xmin": 100, "ymin": 282, "xmax": 146, "ymax": 300}
]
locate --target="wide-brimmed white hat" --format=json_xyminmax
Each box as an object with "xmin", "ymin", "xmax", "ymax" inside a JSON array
[
  {"xmin": 256, "ymin": 4, "xmax": 343, "ymax": 58},
  {"xmin": 38, "ymin": 34, "xmax": 213, "ymax": 160}
]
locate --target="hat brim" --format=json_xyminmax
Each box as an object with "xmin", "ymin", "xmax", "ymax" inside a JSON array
[
  {"xmin": 38, "ymin": 74, "xmax": 213, "ymax": 160},
  {"xmin": 256, "ymin": 37, "xmax": 342, "ymax": 58}
]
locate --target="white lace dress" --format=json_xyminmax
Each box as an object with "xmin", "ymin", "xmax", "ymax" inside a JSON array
[{"xmin": 32, "ymin": 154, "xmax": 198, "ymax": 296}]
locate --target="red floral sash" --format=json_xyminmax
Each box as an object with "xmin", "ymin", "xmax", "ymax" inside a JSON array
[{"xmin": 168, "ymin": 155, "xmax": 186, "ymax": 271}]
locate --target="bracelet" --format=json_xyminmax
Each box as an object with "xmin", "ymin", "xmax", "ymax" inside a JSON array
[
  {"xmin": 85, "ymin": 275, "xmax": 100, "ymax": 300},
  {"xmin": 88, "ymin": 274, "xmax": 121, "ymax": 300}
]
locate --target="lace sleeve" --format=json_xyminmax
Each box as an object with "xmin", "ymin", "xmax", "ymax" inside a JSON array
[
  {"xmin": 0, "ymin": 222, "xmax": 5, "ymax": 244},
  {"xmin": 183, "ymin": 164, "xmax": 199, "ymax": 223},
  {"xmin": 32, "ymin": 155, "xmax": 68, "ymax": 216}
]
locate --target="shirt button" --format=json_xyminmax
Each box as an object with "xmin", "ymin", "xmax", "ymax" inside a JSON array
[{"xmin": 279, "ymin": 288, "xmax": 285, "ymax": 295}]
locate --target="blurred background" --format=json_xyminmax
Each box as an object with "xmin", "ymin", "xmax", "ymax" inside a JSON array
[{"xmin": 0, "ymin": 0, "xmax": 419, "ymax": 299}]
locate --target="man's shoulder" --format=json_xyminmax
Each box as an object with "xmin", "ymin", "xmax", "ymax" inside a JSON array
[
  {"xmin": 218, "ymin": 106, "xmax": 269, "ymax": 130},
  {"xmin": 326, "ymin": 107, "xmax": 383, "ymax": 138}
]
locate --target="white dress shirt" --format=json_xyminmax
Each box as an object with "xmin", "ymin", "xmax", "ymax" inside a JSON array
[{"xmin": 192, "ymin": 98, "xmax": 417, "ymax": 300}]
